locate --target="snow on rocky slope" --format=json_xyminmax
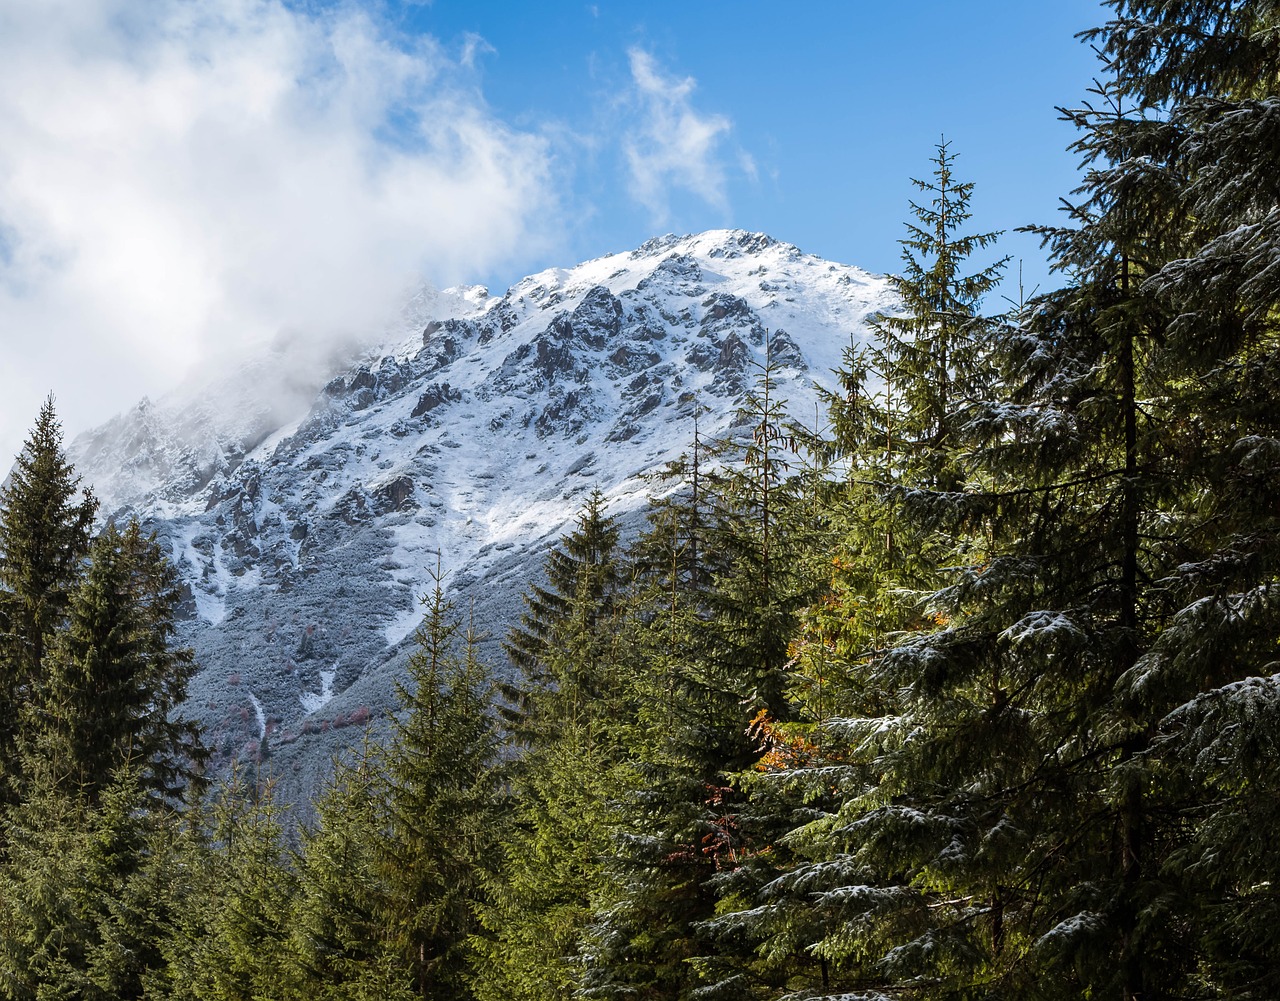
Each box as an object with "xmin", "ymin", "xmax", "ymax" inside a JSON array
[{"xmin": 68, "ymin": 229, "xmax": 896, "ymax": 805}]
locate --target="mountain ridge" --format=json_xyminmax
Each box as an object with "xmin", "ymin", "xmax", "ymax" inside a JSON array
[{"xmin": 64, "ymin": 228, "xmax": 896, "ymax": 802}]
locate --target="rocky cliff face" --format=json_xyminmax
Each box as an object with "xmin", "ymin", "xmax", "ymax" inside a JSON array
[{"xmin": 67, "ymin": 229, "xmax": 895, "ymax": 806}]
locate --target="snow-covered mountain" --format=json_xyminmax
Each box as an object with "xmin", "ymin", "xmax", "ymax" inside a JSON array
[{"xmin": 69, "ymin": 229, "xmax": 895, "ymax": 802}]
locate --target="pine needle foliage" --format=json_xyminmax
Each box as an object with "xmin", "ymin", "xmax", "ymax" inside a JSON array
[
  {"xmin": 479, "ymin": 495, "xmax": 633, "ymax": 1001},
  {"xmin": 289, "ymin": 743, "xmax": 415, "ymax": 1000},
  {"xmin": 500, "ymin": 488, "xmax": 625, "ymax": 742},
  {"xmin": 695, "ymin": 7, "xmax": 1280, "ymax": 999},
  {"xmin": 693, "ymin": 144, "xmax": 1009, "ymax": 1000},
  {"xmin": 157, "ymin": 775, "xmax": 297, "ymax": 1001},
  {"xmin": 0, "ymin": 396, "xmax": 97, "ymax": 798},
  {"xmin": 383, "ymin": 561, "xmax": 500, "ymax": 1001},
  {"xmin": 0, "ymin": 766, "xmax": 177, "ymax": 1001},
  {"xmin": 37, "ymin": 520, "xmax": 204, "ymax": 808}
]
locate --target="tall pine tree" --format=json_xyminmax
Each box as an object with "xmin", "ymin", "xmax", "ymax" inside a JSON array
[
  {"xmin": 289, "ymin": 742, "xmax": 414, "ymax": 1000},
  {"xmin": 0, "ymin": 397, "xmax": 97, "ymax": 798},
  {"xmin": 701, "ymin": 145, "xmax": 1012, "ymax": 998},
  {"xmin": 479, "ymin": 494, "xmax": 633, "ymax": 1001},
  {"xmin": 382, "ymin": 562, "xmax": 499, "ymax": 1000},
  {"xmin": 36, "ymin": 520, "xmax": 203, "ymax": 807}
]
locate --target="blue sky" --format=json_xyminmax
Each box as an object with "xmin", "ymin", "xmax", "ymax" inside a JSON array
[
  {"xmin": 0, "ymin": 0, "xmax": 1109, "ymax": 463},
  {"xmin": 392, "ymin": 0, "xmax": 1107, "ymax": 297}
]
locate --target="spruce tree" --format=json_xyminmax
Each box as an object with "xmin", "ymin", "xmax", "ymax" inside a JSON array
[
  {"xmin": 0, "ymin": 397, "xmax": 96, "ymax": 794},
  {"xmin": 578, "ymin": 443, "xmax": 727, "ymax": 1001},
  {"xmin": 475, "ymin": 719, "xmax": 622, "ymax": 1001},
  {"xmin": 382, "ymin": 563, "xmax": 499, "ymax": 1001},
  {"xmin": 707, "ymin": 8, "xmax": 1280, "ymax": 994},
  {"xmin": 501, "ymin": 488, "xmax": 625, "ymax": 741},
  {"xmin": 1063, "ymin": 3, "xmax": 1280, "ymax": 994},
  {"xmin": 37, "ymin": 520, "xmax": 203, "ymax": 807},
  {"xmin": 873, "ymin": 139, "xmax": 1007, "ymax": 493},
  {"xmin": 700, "ymin": 337, "xmax": 816, "ymax": 718},
  {"xmin": 583, "ymin": 356, "xmax": 831, "ymax": 1001},
  {"xmin": 479, "ymin": 497, "xmax": 632, "ymax": 1001},
  {"xmin": 695, "ymin": 146, "xmax": 1012, "ymax": 999},
  {"xmin": 289, "ymin": 744, "xmax": 414, "ymax": 1000},
  {"xmin": 156, "ymin": 776, "xmax": 297, "ymax": 1001},
  {"xmin": 0, "ymin": 765, "xmax": 177, "ymax": 1001}
]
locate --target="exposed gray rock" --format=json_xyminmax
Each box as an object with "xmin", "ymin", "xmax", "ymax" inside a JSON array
[{"xmin": 63, "ymin": 229, "xmax": 896, "ymax": 818}]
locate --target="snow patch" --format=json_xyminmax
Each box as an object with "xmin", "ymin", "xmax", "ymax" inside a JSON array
[
  {"xmin": 246, "ymin": 691, "xmax": 267, "ymax": 740},
  {"xmin": 386, "ymin": 602, "xmax": 422, "ymax": 646},
  {"xmin": 300, "ymin": 666, "xmax": 337, "ymax": 715},
  {"xmin": 192, "ymin": 587, "xmax": 227, "ymax": 627}
]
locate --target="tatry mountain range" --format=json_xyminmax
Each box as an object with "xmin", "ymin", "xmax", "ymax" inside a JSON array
[{"xmin": 65, "ymin": 229, "xmax": 896, "ymax": 800}]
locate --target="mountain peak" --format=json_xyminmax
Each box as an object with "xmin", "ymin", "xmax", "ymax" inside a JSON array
[
  {"xmin": 66, "ymin": 231, "xmax": 897, "ymax": 804},
  {"xmin": 630, "ymin": 229, "xmax": 786, "ymax": 261}
]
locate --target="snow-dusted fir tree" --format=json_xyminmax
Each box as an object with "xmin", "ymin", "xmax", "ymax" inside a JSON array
[
  {"xmin": 697, "ymin": 144, "xmax": 1012, "ymax": 998},
  {"xmin": 712, "ymin": 3, "xmax": 1280, "ymax": 998},
  {"xmin": 1071, "ymin": 2, "xmax": 1280, "ymax": 995}
]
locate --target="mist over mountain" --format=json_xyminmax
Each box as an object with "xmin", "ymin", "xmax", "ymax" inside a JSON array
[{"xmin": 67, "ymin": 229, "xmax": 895, "ymax": 804}]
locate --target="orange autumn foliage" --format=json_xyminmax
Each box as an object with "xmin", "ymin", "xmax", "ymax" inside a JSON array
[{"xmin": 748, "ymin": 709, "xmax": 820, "ymax": 773}]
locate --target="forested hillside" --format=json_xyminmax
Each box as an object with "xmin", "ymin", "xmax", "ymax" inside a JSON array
[{"xmin": 1, "ymin": 1, "xmax": 1278, "ymax": 997}]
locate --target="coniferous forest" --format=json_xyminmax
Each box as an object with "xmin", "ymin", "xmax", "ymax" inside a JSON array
[{"xmin": 4, "ymin": 2, "xmax": 1280, "ymax": 997}]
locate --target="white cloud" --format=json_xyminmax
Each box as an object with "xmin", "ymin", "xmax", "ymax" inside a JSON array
[
  {"xmin": 0, "ymin": 0, "xmax": 556, "ymax": 465},
  {"xmin": 460, "ymin": 32, "xmax": 496, "ymax": 69},
  {"xmin": 622, "ymin": 48, "xmax": 734, "ymax": 222}
]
